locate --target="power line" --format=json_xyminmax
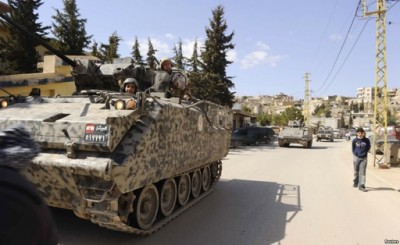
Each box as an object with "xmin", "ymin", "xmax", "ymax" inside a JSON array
[
  {"xmin": 320, "ymin": 18, "xmax": 371, "ymax": 95},
  {"xmin": 318, "ymin": 0, "xmax": 400, "ymax": 95},
  {"xmin": 315, "ymin": 1, "xmax": 361, "ymax": 95}
]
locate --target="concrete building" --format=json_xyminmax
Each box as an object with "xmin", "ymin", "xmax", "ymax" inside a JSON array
[
  {"xmin": 0, "ymin": 55, "xmax": 100, "ymax": 97},
  {"xmin": 357, "ymin": 87, "xmax": 374, "ymax": 103}
]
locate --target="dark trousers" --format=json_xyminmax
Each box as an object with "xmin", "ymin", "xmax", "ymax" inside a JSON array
[{"xmin": 353, "ymin": 156, "xmax": 367, "ymax": 187}]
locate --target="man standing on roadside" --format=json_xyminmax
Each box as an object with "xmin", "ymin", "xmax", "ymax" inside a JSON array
[{"xmin": 352, "ymin": 127, "xmax": 371, "ymax": 192}]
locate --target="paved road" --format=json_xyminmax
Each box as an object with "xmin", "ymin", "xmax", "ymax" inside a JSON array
[{"xmin": 53, "ymin": 139, "xmax": 400, "ymax": 245}]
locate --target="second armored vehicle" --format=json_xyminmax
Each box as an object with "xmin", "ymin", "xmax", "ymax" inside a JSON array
[{"xmin": 278, "ymin": 120, "xmax": 313, "ymax": 148}]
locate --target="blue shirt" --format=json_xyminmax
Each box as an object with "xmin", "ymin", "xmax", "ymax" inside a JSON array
[{"xmin": 352, "ymin": 137, "xmax": 371, "ymax": 158}]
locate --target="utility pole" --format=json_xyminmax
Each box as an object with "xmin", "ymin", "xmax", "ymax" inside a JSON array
[
  {"xmin": 363, "ymin": 0, "xmax": 389, "ymax": 167},
  {"xmin": 303, "ymin": 73, "xmax": 311, "ymax": 127}
]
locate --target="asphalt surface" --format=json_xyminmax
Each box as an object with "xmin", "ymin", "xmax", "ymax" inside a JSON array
[{"xmin": 53, "ymin": 138, "xmax": 400, "ymax": 245}]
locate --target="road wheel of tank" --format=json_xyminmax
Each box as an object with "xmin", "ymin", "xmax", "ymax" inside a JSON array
[
  {"xmin": 160, "ymin": 178, "xmax": 177, "ymax": 217},
  {"xmin": 201, "ymin": 166, "xmax": 211, "ymax": 192},
  {"xmin": 278, "ymin": 139, "xmax": 285, "ymax": 147},
  {"xmin": 177, "ymin": 174, "xmax": 191, "ymax": 206},
  {"xmin": 191, "ymin": 170, "xmax": 202, "ymax": 198},
  {"xmin": 135, "ymin": 184, "xmax": 159, "ymax": 230}
]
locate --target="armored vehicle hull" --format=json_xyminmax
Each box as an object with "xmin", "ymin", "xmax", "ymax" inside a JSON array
[
  {"xmin": 278, "ymin": 121, "xmax": 312, "ymax": 148},
  {"xmin": 0, "ymin": 93, "xmax": 231, "ymax": 234}
]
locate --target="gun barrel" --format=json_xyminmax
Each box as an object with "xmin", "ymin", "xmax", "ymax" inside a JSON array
[{"xmin": 0, "ymin": 13, "xmax": 77, "ymax": 67}]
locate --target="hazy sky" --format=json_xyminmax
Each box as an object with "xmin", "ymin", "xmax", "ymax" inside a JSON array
[{"xmin": 35, "ymin": 0, "xmax": 400, "ymax": 99}]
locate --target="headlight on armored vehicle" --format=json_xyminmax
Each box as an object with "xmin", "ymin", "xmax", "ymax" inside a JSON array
[
  {"xmin": 1, "ymin": 99, "xmax": 8, "ymax": 108},
  {"xmin": 111, "ymin": 98, "xmax": 138, "ymax": 110},
  {"xmin": 114, "ymin": 99, "xmax": 126, "ymax": 110},
  {"xmin": 126, "ymin": 99, "xmax": 137, "ymax": 110}
]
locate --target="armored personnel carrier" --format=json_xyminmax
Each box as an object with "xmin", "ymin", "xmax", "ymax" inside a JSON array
[
  {"xmin": 0, "ymin": 13, "xmax": 232, "ymax": 234},
  {"xmin": 278, "ymin": 120, "xmax": 313, "ymax": 148}
]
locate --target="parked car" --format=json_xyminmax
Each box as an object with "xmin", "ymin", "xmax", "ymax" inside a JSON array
[
  {"xmin": 368, "ymin": 134, "xmax": 400, "ymax": 154},
  {"xmin": 377, "ymin": 125, "xmax": 400, "ymax": 141},
  {"xmin": 316, "ymin": 129, "xmax": 334, "ymax": 142},
  {"xmin": 363, "ymin": 125, "xmax": 371, "ymax": 132},
  {"xmin": 230, "ymin": 127, "xmax": 275, "ymax": 147},
  {"xmin": 332, "ymin": 129, "xmax": 342, "ymax": 139}
]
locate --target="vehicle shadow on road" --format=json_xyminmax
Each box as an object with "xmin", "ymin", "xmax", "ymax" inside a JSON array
[
  {"xmin": 229, "ymin": 143, "xmax": 279, "ymax": 154},
  {"xmin": 51, "ymin": 180, "xmax": 301, "ymax": 245}
]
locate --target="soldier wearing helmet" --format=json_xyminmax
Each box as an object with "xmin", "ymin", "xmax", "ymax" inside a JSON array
[
  {"xmin": 160, "ymin": 58, "xmax": 173, "ymax": 74},
  {"xmin": 154, "ymin": 58, "xmax": 192, "ymax": 100},
  {"xmin": 122, "ymin": 78, "xmax": 139, "ymax": 94}
]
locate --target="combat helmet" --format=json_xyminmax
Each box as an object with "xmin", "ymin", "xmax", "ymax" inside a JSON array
[
  {"xmin": 159, "ymin": 58, "xmax": 174, "ymax": 71},
  {"xmin": 122, "ymin": 77, "xmax": 139, "ymax": 89}
]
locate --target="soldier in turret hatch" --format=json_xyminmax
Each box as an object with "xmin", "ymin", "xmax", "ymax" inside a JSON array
[
  {"xmin": 153, "ymin": 58, "xmax": 191, "ymax": 99},
  {"xmin": 122, "ymin": 78, "xmax": 139, "ymax": 94}
]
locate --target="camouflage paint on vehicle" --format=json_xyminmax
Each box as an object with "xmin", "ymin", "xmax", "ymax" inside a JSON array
[
  {"xmin": 0, "ymin": 91, "xmax": 231, "ymax": 234},
  {"xmin": 0, "ymin": 13, "xmax": 232, "ymax": 234}
]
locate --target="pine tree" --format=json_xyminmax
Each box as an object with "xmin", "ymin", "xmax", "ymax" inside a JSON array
[
  {"xmin": 100, "ymin": 32, "xmax": 121, "ymax": 62},
  {"xmin": 340, "ymin": 114, "xmax": 346, "ymax": 128},
  {"xmin": 146, "ymin": 38, "xmax": 157, "ymax": 69},
  {"xmin": 51, "ymin": 0, "xmax": 91, "ymax": 55},
  {"xmin": 187, "ymin": 40, "xmax": 205, "ymax": 99},
  {"xmin": 131, "ymin": 36, "xmax": 143, "ymax": 64},
  {"xmin": 0, "ymin": 0, "xmax": 50, "ymax": 74},
  {"xmin": 173, "ymin": 39, "xmax": 184, "ymax": 69},
  {"xmin": 188, "ymin": 40, "xmax": 201, "ymax": 73},
  {"xmin": 90, "ymin": 40, "xmax": 100, "ymax": 58},
  {"xmin": 198, "ymin": 5, "xmax": 235, "ymax": 107}
]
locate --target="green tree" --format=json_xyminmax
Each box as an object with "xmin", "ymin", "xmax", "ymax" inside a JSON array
[
  {"xmin": 187, "ymin": 40, "xmax": 201, "ymax": 72},
  {"xmin": 340, "ymin": 114, "xmax": 346, "ymax": 128},
  {"xmin": 359, "ymin": 99, "xmax": 364, "ymax": 112},
  {"xmin": 90, "ymin": 40, "xmax": 100, "ymax": 58},
  {"xmin": 313, "ymin": 103, "xmax": 331, "ymax": 117},
  {"xmin": 51, "ymin": 0, "xmax": 91, "ymax": 55},
  {"xmin": 131, "ymin": 36, "xmax": 142, "ymax": 64},
  {"xmin": 272, "ymin": 114, "xmax": 285, "ymax": 126},
  {"xmin": 0, "ymin": 0, "xmax": 50, "ymax": 74},
  {"xmin": 198, "ymin": 5, "xmax": 235, "ymax": 107},
  {"xmin": 257, "ymin": 113, "xmax": 272, "ymax": 126},
  {"xmin": 187, "ymin": 40, "xmax": 205, "ymax": 99},
  {"xmin": 173, "ymin": 39, "xmax": 184, "ymax": 69},
  {"xmin": 146, "ymin": 38, "xmax": 157, "ymax": 69},
  {"xmin": 242, "ymin": 105, "xmax": 252, "ymax": 113},
  {"xmin": 349, "ymin": 114, "xmax": 353, "ymax": 127},
  {"xmin": 100, "ymin": 32, "xmax": 121, "ymax": 62},
  {"xmin": 283, "ymin": 107, "xmax": 304, "ymax": 123}
]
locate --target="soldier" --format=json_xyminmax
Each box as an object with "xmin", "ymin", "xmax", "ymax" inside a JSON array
[
  {"xmin": 154, "ymin": 58, "xmax": 192, "ymax": 100},
  {"xmin": 122, "ymin": 77, "xmax": 139, "ymax": 94},
  {"xmin": 160, "ymin": 58, "xmax": 173, "ymax": 74}
]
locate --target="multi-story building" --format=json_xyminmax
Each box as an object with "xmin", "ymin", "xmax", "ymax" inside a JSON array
[{"xmin": 356, "ymin": 87, "xmax": 374, "ymax": 103}]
